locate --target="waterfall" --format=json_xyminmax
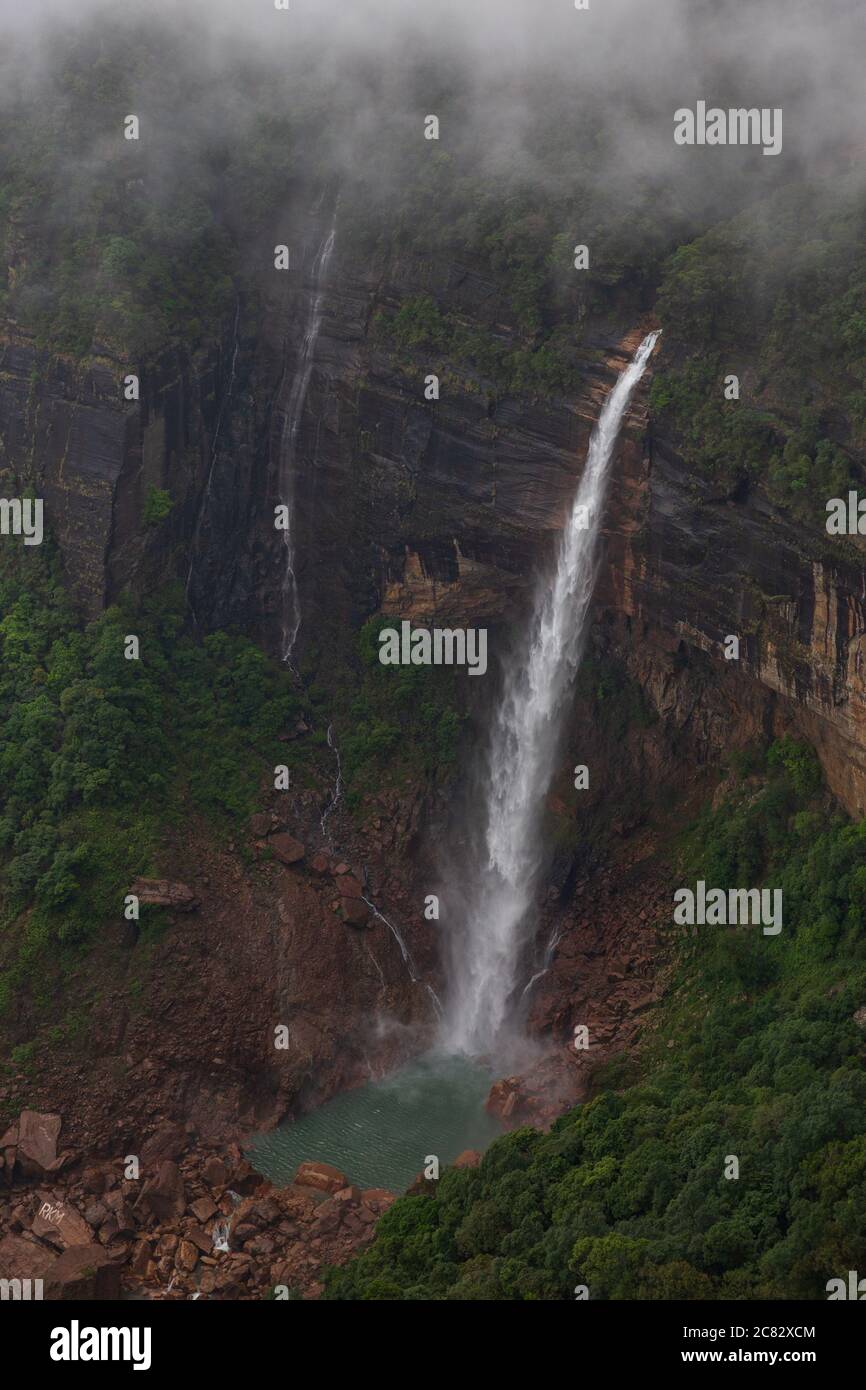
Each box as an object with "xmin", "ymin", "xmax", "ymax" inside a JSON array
[
  {"xmin": 319, "ymin": 722, "xmax": 343, "ymax": 844},
  {"xmin": 279, "ymin": 215, "xmax": 337, "ymax": 665},
  {"xmin": 441, "ymin": 330, "xmax": 660, "ymax": 1056}
]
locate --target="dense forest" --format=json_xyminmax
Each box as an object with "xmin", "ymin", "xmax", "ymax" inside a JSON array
[
  {"xmin": 2, "ymin": 3, "xmax": 866, "ymax": 1310},
  {"xmin": 327, "ymin": 742, "xmax": 866, "ymax": 1299}
]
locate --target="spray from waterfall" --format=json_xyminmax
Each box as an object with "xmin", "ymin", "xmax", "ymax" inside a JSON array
[
  {"xmin": 279, "ymin": 215, "xmax": 337, "ymax": 666},
  {"xmin": 440, "ymin": 330, "xmax": 660, "ymax": 1056}
]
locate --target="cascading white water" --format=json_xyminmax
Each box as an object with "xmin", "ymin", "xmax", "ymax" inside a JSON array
[
  {"xmin": 441, "ymin": 330, "xmax": 660, "ymax": 1055},
  {"xmin": 279, "ymin": 216, "xmax": 337, "ymax": 664}
]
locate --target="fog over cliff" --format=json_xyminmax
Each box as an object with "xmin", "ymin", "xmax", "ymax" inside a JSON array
[{"xmin": 1, "ymin": 0, "xmax": 863, "ymax": 192}]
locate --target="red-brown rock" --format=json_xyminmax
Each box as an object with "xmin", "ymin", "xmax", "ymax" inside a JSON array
[
  {"xmin": 201, "ymin": 1155, "xmax": 228, "ymax": 1188},
  {"xmin": 141, "ymin": 1123, "xmax": 188, "ymax": 1167},
  {"xmin": 294, "ymin": 1161, "xmax": 348, "ymax": 1195},
  {"xmin": 0, "ymin": 1231, "xmax": 56, "ymax": 1285},
  {"xmin": 139, "ymin": 1160, "xmax": 186, "ymax": 1222},
  {"xmin": 16, "ymin": 1111, "xmax": 62, "ymax": 1177},
  {"xmin": 341, "ymin": 897, "xmax": 371, "ymax": 928},
  {"xmin": 32, "ymin": 1195, "xmax": 93, "ymax": 1249},
  {"xmin": 332, "ymin": 1185, "xmax": 362, "ymax": 1206},
  {"xmin": 128, "ymin": 878, "xmax": 199, "ymax": 912},
  {"xmin": 44, "ymin": 1244, "xmax": 121, "ymax": 1300},
  {"xmin": 270, "ymin": 834, "xmax": 305, "ymax": 866},
  {"xmin": 453, "ymin": 1150, "xmax": 482, "ymax": 1170}
]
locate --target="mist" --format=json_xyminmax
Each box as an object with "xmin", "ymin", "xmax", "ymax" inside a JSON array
[{"xmin": 2, "ymin": 0, "xmax": 864, "ymax": 192}]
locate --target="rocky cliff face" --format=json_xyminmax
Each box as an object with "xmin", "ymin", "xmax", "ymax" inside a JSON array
[
  {"xmin": 0, "ymin": 331, "xmax": 242, "ymax": 618},
  {"xmin": 6, "ymin": 201, "xmax": 866, "ymax": 1146},
  {"xmin": 599, "ymin": 416, "xmax": 866, "ymax": 818},
  {"xmin": 262, "ymin": 223, "xmax": 866, "ymax": 827}
]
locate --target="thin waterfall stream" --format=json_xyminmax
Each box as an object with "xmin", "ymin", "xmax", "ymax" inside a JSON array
[{"xmin": 279, "ymin": 215, "xmax": 337, "ymax": 666}]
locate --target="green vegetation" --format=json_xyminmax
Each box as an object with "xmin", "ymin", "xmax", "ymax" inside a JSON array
[
  {"xmin": 0, "ymin": 543, "xmax": 300, "ymax": 1005},
  {"xmin": 143, "ymin": 486, "xmax": 174, "ymax": 526},
  {"xmin": 347, "ymin": 78, "xmax": 715, "ymax": 403},
  {"xmin": 326, "ymin": 739, "xmax": 866, "ymax": 1299},
  {"xmin": 331, "ymin": 616, "xmax": 465, "ymax": 809},
  {"xmin": 375, "ymin": 293, "xmax": 588, "ymax": 401},
  {"xmin": 651, "ymin": 179, "xmax": 866, "ymax": 523},
  {"xmin": 0, "ymin": 25, "xmax": 297, "ymax": 359},
  {"xmin": 575, "ymin": 656, "xmax": 657, "ymax": 743}
]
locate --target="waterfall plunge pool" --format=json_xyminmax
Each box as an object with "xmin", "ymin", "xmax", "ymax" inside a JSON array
[{"xmin": 246, "ymin": 1052, "xmax": 502, "ymax": 1193}]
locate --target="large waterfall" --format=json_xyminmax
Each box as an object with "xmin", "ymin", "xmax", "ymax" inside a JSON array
[
  {"xmin": 279, "ymin": 216, "xmax": 337, "ymax": 664},
  {"xmin": 441, "ymin": 330, "xmax": 660, "ymax": 1056}
]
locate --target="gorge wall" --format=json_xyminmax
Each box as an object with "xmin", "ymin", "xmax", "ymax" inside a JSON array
[{"xmin": 4, "ymin": 197, "xmax": 866, "ymax": 1147}]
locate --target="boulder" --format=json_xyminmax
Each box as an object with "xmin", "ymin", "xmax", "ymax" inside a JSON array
[
  {"xmin": 16, "ymin": 1111, "xmax": 62, "ymax": 1177},
  {"xmin": 201, "ymin": 1155, "xmax": 228, "ymax": 1188},
  {"xmin": 341, "ymin": 897, "xmax": 371, "ymax": 928},
  {"xmin": 175, "ymin": 1240, "xmax": 199, "ymax": 1273},
  {"xmin": 270, "ymin": 834, "xmax": 305, "ymax": 866},
  {"xmin": 249, "ymin": 812, "xmax": 271, "ymax": 837},
  {"xmin": 138, "ymin": 1160, "xmax": 186, "ymax": 1222},
  {"xmin": 485, "ymin": 1077, "xmax": 520, "ymax": 1122},
  {"xmin": 105, "ymin": 1198, "xmax": 137, "ymax": 1236},
  {"xmin": 80, "ymin": 1166, "xmax": 106, "ymax": 1196},
  {"xmin": 187, "ymin": 1226, "xmax": 213, "ymax": 1254},
  {"xmin": 309, "ymin": 852, "xmax": 331, "ymax": 875},
  {"xmin": 332, "ymin": 1185, "xmax": 362, "ymax": 1206},
  {"xmin": 32, "ymin": 1196, "xmax": 93, "ymax": 1249},
  {"xmin": 361, "ymin": 1189, "xmax": 397, "ymax": 1214},
  {"xmin": 294, "ymin": 1161, "xmax": 349, "ymax": 1195},
  {"xmin": 309, "ymin": 1201, "xmax": 342, "ymax": 1236},
  {"xmin": 190, "ymin": 1196, "xmax": 217, "ymax": 1223},
  {"xmin": 129, "ymin": 1239, "xmax": 152, "ymax": 1279},
  {"xmin": 337, "ymin": 875, "xmax": 364, "ymax": 900},
  {"xmin": 44, "ymin": 1244, "xmax": 121, "ymax": 1300},
  {"xmin": 141, "ymin": 1122, "xmax": 189, "ymax": 1167},
  {"xmin": 250, "ymin": 1198, "xmax": 281, "ymax": 1225},
  {"xmin": 0, "ymin": 1231, "xmax": 56, "ymax": 1285},
  {"xmin": 128, "ymin": 878, "xmax": 199, "ymax": 912},
  {"xmin": 83, "ymin": 1202, "xmax": 108, "ymax": 1228}
]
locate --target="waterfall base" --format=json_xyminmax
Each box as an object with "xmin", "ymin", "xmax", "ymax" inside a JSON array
[{"xmin": 246, "ymin": 1052, "xmax": 501, "ymax": 1192}]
